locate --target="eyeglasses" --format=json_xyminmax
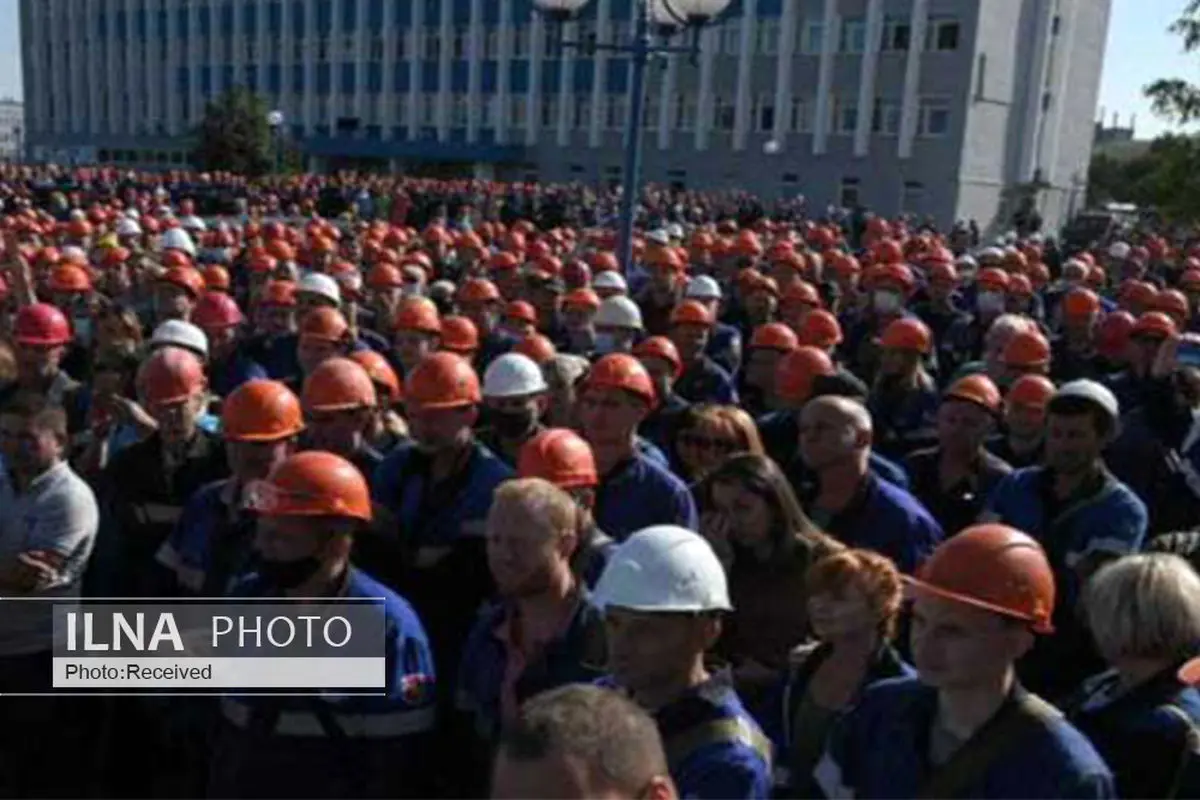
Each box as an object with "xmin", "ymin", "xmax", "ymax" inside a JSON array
[{"xmin": 678, "ymin": 433, "xmax": 737, "ymax": 453}]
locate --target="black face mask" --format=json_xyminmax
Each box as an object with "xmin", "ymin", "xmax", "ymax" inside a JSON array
[
  {"xmin": 257, "ymin": 556, "xmax": 322, "ymax": 590},
  {"xmin": 492, "ymin": 408, "xmax": 538, "ymax": 440}
]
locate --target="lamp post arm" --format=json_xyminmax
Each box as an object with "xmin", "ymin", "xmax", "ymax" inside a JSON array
[{"xmin": 616, "ymin": 3, "xmax": 652, "ymax": 274}]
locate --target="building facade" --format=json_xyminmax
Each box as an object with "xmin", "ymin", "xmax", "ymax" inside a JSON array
[
  {"xmin": 21, "ymin": 0, "xmax": 1110, "ymax": 233},
  {"xmin": 0, "ymin": 100, "xmax": 24, "ymax": 161}
]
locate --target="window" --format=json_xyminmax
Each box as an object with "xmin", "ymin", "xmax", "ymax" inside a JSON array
[
  {"xmin": 840, "ymin": 18, "xmax": 865, "ymax": 53},
  {"xmin": 882, "ymin": 19, "xmax": 910, "ymax": 52},
  {"xmin": 605, "ymin": 95, "xmax": 627, "ymax": 130},
  {"xmin": 420, "ymin": 93, "xmax": 436, "ymax": 125},
  {"xmin": 927, "ymin": 19, "xmax": 960, "ymax": 51},
  {"xmin": 714, "ymin": 97, "xmax": 735, "ymax": 131},
  {"xmin": 294, "ymin": 39, "xmax": 306, "ymax": 60},
  {"xmin": 394, "ymin": 32, "xmax": 408, "ymax": 59},
  {"xmin": 901, "ymin": 180, "xmax": 925, "ymax": 213},
  {"xmin": 453, "ymin": 28, "xmax": 467, "ymax": 59},
  {"xmin": 643, "ymin": 97, "xmax": 659, "ymax": 130},
  {"xmin": 544, "ymin": 28, "xmax": 558, "ymax": 57},
  {"xmin": 452, "ymin": 94, "xmax": 468, "ymax": 127},
  {"xmin": 756, "ymin": 96, "xmax": 775, "ymax": 132},
  {"xmin": 423, "ymin": 29, "xmax": 440, "ymax": 59},
  {"xmin": 919, "ymin": 98, "xmax": 950, "ymax": 136},
  {"xmin": 872, "ymin": 99, "xmax": 901, "ymax": 135},
  {"xmin": 541, "ymin": 96, "xmax": 557, "ymax": 129},
  {"xmin": 610, "ymin": 21, "xmax": 630, "ymax": 46},
  {"xmin": 341, "ymin": 34, "xmax": 356, "ymax": 58},
  {"xmin": 722, "ymin": 20, "xmax": 741, "ymax": 55},
  {"xmin": 835, "ymin": 98, "xmax": 857, "ymax": 134},
  {"xmin": 758, "ymin": 20, "xmax": 780, "ymax": 55},
  {"xmin": 790, "ymin": 98, "xmax": 813, "ymax": 132},
  {"xmin": 513, "ymin": 26, "xmax": 530, "ymax": 58},
  {"xmin": 840, "ymin": 177, "xmax": 860, "ymax": 207},
  {"xmin": 975, "ymin": 54, "xmax": 987, "ymax": 97},
  {"xmin": 369, "ymin": 36, "xmax": 383, "ymax": 61},
  {"xmin": 317, "ymin": 36, "xmax": 330, "ymax": 61},
  {"xmin": 800, "ymin": 21, "xmax": 824, "ymax": 55},
  {"xmin": 674, "ymin": 95, "xmax": 696, "ymax": 131},
  {"xmin": 482, "ymin": 95, "xmax": 498, "ymax": 128},
  {"xmin": 511, "ymin": 95, "xmax": 527, "ymax": 128},
  {"xmin": 573, "ymin": 95, "xmax": 589, "ymax": 129},
  {"xmin": 1051, "ymin": 15, "xmax": 1061, "ymax": 36},
  {"xmin": 485, "ymin": 30, "xmax": 498, "ymax": 58}
]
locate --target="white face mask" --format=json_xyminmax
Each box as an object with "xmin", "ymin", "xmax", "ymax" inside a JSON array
[
  {"xmin": 977, "ymin": 290, "xmax": 1006, "ymax": 315},
  {"xmin": 873, "ymin": 290, "xmax": 902, "ymax": 315}
]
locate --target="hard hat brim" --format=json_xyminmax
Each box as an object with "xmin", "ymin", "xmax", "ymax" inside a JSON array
[{"xmin": 904, "ymin": 575, "xmax": 1053, "ymax": 635}]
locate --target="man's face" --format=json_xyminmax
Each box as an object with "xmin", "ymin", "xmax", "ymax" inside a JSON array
[
  {"xmin": 669, "ymin": 323, "xmax": 709, "ymax": 364},
  {"xmin": 254, "ymin": 515, "xmax": 323, "ymax": 562},
  {"xmin": 604, "ymin": 608, "xmax": 709, "ymax": 697},
  {"xmin": 462, "ymin": 301, "xmax": 498, "ymax": 334},
  {"xmin": 155, "ymin": 284, "xmax": 193, "ymax": 321},
  {"xmin": 745, "ymin": 348, "xmax": 781, "ymax": 394},
  {"xmin": 305, "ymin": 408, "xmax": 366, "ymax": 456},
  {"xmin": 577, "ymin": 388, "xmax": 646, "ymax": 448},
  {"xmin": 227, "ymin": 439, "xmax": 292, "ymax": 483},
  {"xmin": 297, "ymin": 337, "xmax": 339, "ymax": 376},
  {"xmin": 151, "ymin": 393, "xmax": 204, "ymax": 446},
  {"xmin": 1004, "ymin": 403, "xmax": 1045, "ymax": 440},
  {"xmin": 16, "ymin": 343, "xmax": 65, "ymax": 383},
  {"xmin": 799, "ymin": 403, "xmax": 857, "ymax": 470},
  {"xmin": 11, "ymin": 420, "xmax": 62, "ymax": 477},
  {"xmin": 1045, "ymin": 412, "xmax": 1102, "ymax": 475},
  {"xmin": 258, "ymin": 306, "xmax": 296, "ymax": 336},
  {"xmin": 394, "ymin": 330, "xmax": 436, "ymax": 372},
  {"xmin": 486, "ymin": 501, "xmax": 568, "ymax": 598},
  {"xmin": 407, "ymin": 404, "xmax": 474, "ymax": 454},
  {"xmin": 911, "ymin": 594, "xmax": 1025, "ymax": 691},
  {"xmin": 937, "ymin": 399, "xmax": 992, "ymax": 454}
]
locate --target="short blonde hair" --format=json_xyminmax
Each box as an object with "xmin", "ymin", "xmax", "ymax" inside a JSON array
[
  {"xmin": 491, "ymin": 477, "xmax": 581, "ymax": 543},
  {"xmin": 1085, "ymin": 553, "xmax": 1200, "ymax": 664}
]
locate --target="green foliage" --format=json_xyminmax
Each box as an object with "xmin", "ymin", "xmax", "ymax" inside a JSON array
[
  {"xmin": 191, "ymin": 87, "xmax": 278, "ymax": 176},
  {"xmin": 1088, "ymin": 135, "xmax": 1200, "ymax": 222},
  {"xmin": 1145, "ymin": 0, "xmax": 1200, "ymax": 124}
]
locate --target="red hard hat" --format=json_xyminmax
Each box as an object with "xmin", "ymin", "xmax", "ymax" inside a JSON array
[
  {"xmin": 633, "ymin": 336, "xmax": 683, "ymax": 380},
  {"xmin": 440, "ymin": 316, "xmax": 480, "ymax": 355},
  {"xmin": 139, "ymin": 347, "xmax": 207, "ymax": 407},
  {"xmin": 583, "ymin": 353, "xmax": 658, "ymax": 407},
  {"xmin": 394, "ymin": 297, "xmax": 442, "ymax": 335},
  {"xmin": 159, "ymin": 266, "xmax": 207, "ymax": 299},
  {"xmin": 1006, "ymin": 374, "xmax": 1056, "ymax": 410},
  {"xmin": 943, "ymin": 373, "xmax": 1002, "ymax": 413},
  {"xmin": 750, "ymin": 322, "xmax": 800, "ymax": 352},
  {"xmin": 349, "ymin": 350, "xmax": 403, "ymax": 406},
  {"xmin": 247, "ymin": 451, "xmax": 372, "ymax": 522},
  {"xmin": 14, "ymin": 303, "xmax": 72, "ymax": 346},
  {"xmin": 774, "ymin": 346, "xmax": 835, "ymax": 405},
  {"xmin": 879, "ymin": 318, "xmax": 933, "ymax": 354},
  {"xmin": 518, "ymin": 428, "xmax": 599, "ymax": 489},
  {"xmin": 797, "ymin": 310, "xmax": 844, "ymax": 349},
  {"xmin": 406, "ymin": 352, "xmax": 481, "ymax": 410},
  {"xmin": 302, "ymin": 357, "xmax": 378, "ymax": 412},
  {"xmin": 193, "ymin": 291, "xmax": 244, "ymax": 329}
]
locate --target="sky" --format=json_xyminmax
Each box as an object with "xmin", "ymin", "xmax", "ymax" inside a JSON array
[{"xmin": 0, "ymin": 0, "xmax": 1193, "ymax": 140}]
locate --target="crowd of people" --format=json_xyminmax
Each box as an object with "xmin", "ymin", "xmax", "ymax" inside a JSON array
[{"xmin": 0, "ymin": 164, "xmax": 1198, "ymax": 798}]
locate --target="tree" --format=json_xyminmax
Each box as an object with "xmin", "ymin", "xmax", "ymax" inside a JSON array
[
  {"xmin": 1088, "ymin": 135, "xmax": 1200, "ymax": 223},
  {"xmin": 1146, "ymin": 0, "xmax": 1200, "ymax": 123},
  {"xmin": 191, "ymin": 87, "xmax": 274, "ymax": 176}
]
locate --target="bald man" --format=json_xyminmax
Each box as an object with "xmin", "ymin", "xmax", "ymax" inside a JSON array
[
  {"xmin": 797, "ymin": 395, "xmax": 943, "ymax": 573},
  {"xmin": 491, "ymin": 685, "xmax": 678, "ymax": 800}
]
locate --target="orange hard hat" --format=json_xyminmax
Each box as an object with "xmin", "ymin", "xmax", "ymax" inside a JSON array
[
  {"xmin": 513, "ymin": 333, "xmax": 557, "ymax": 364},
  {"xmin": 203, "ymin": 265, "xmax": 231, "ymax": 292},
  {"xmin": 222, "ymin": 379, "xmax": 306, "ymax": 441},
  {"xmin": 504, "ymin": 300, "xmax": 539, "ymax": 326},
  {"xmin": 102, "ymin": 246, "xmax": 132, "ymax": 267},
  {"xmin": 349, "ymin": 350, "xmax": 403, "ymax": 405},
  {"xmin": 927, "ymin": 262, "xmax": 958, "ymax": 285},
  {"xmin": 1132, "ymin": 310, "xmax": 1179, "ymax": 340},
  {"xmin": 797, "ymin": 309, "xmax": 844, "ymax": 349},
  {"xmin": 249, "ymin": 253, "xmax": 280, "ymax": 274},
  {"xmin": 907, "ymin": 523, "xmax": 1056, "ymax": 634},
  {"xmin": 394, "ymin": 297, "xmax": 442, "ymax": 335},
  {"xmin": 266, "ymin": 239, "xmax": 297, "ymax": 262},
  {"xmin": 367, "ymin": 263, "xmax": 406, "ymax": 290},
  {"xmin": 1007, "ymin": 273, "xmax": 1033, "ymax": 297},
  {"xmin": 48, "ymin": 264, "xmax": 92, "ymax": 293},
  {"xmin": 193, "ymin": 291, "xmax": 245, "ymax": 329},
  {"xmin": 1062, "ymin": 288, "xmax": 1101, "ymax": 319},
  {"xmin": 247, "ymin": 451, "xmax": 372, "ymax": 522},
  {"xmin": 589, "ymin": 251, "xmax": 620, "ymax": 273},
  {"xmin": 159, "ymin": 266, "xmax": 207, "ymax": 298},
  {"xmin": 872, "ymin": 238, "xmax": 904, "ymax": 265},
  {"xmin": 1155, "ymin": 289, "xmax": 1190, "ymax": 322},
  {"xmin": 488, "ymin": 251, "xmax": 521, "ymax": 273},
  {"xmin": 563, "ymin": 288, "xmax": 601, "ymax": 311},
  {"xmin": 457, "ymin": 277, "xmax": 502, "ymax": 304},
  {"xmin": 1180, "ymin": 269, "xmax": 1200, "ymax": 292},
  {"xmin": 879, "ymin": 317, "xmax": 933, "ymax": 354},
  {"xmin": 646, "ymin": 246, "xmax": 684, "ymax": 272},
  {"xmin": 633, "ymin": 336, "xmax": 683, "ymax": 380},
  {"xmin": 583, "ymin": 353, "xmax": 658, "ymax": 407},
  {"xmin": 774, "ymin": 346, "xmax": 835, "ymax": 405},
  {"xmin": 977, "ymin": 268, "xmax": 1011, "ymax": 292},
  {"xmin": 1119, "ymin": 280, "xmax": 1158, "ymax": 309},
  {"xmin": 517, "ymin": 428, "xmax": 598, "ymax": 489},
  {"xmin": 781, "ymin": 281, "xmax": 823, "ymax": 309},
  {"xmin": 302, "ymin": 357, "xmax": 378, "ymax": 412},
  {"xmin": 1001, "ymin": 331, "xmax": 1051, "ymax": 369},
  {"xmin": 259, "ymin": 280, "xmax": 298, "ymax": 307},
  {"xmin": 162, "ymin": 250, "xmax": 193, "ymax": 269},
  {"xmin": 1006, "ymin": 374, "xmax": 1056, "ymax": 410},
  {"xmin": 139, "ymin": 347, "xmax": 207, "ymax": 406},
  {"xmin": 299, "ymin": 307, "xmax": 350, "ymax": 343},
  {"xmin": 405, "ymin": 352, "xmax": 481, "ymax": 409},
  {"xmin": 750, "ymin": 322, "xmax": 800, "ymax": 352},
  {"xmin": 1095, "ymin": 310, "xmax": 1136, "ymax": 361},
  {"xmin": 440, "ymin": 316, "xmax": 480, "ymax": 355},
  {"xmin": 873, "ymin": 262, "xmax": 915, "ymax": 293},
  {"xmin": 943, "ymin": 373, "xmax": 1002, "ymax": 413},
  {"xmin": 670, "ymin": 299, "xmax": 714, "ymax": 327}
]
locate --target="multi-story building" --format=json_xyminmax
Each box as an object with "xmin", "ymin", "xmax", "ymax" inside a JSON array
[
  {"xmin": 0, "ymin": 100, "xmax": 24, "ymax": 161},
  {"xmin": 21, "ymin": 0, "xmax": 1110, "ymax": 233}
]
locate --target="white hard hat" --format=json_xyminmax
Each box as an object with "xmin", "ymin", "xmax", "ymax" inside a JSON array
[
  {"xmin": 115, "ymin": 217, "xmax": 142, "ymax": 237},
  {"xmin": 125, "ymin": 209, "xmax": 141, "ymax": 220},
  {"xmin": 593, "ymin": 271, "xmax": 629, "ymax": 293},
  {"xmin": 1052, "ymin": 379, "xmax": 1119, "ymax": 424},
  {"xmin": 955, "ymin": 254, "xmax": 978, "ymax": 268},
  {"xmin": 181, "ymin": 215, "xmax": 207, "ymax": 232},
  {"xmin": 595, "ymin": 296, "xmax": 643, "ymax": 330},
  {"xmin": 685, "ymin": 275, "xmax": 722, "ymax": 301},
  {"xmin": 297, "ymin": 272, "xmax": 342, "ymax": 305},
  {"xmin": 150, "ymin": 320, "xmax": 209, "ymax": 359},
  {"xmin": 161, "ymin": 227, "xmax": 196, "ymax": 256},
  {"xmin": 593, "ymin": 525, "xmax": 731, "ymax": 613},
  {"xmin": 1108, "ymin": 242, "xmax": 1131, "ymax": 260},
  {"xmin": 61, "ymin": 245, "xmax": 87, "ymax": 264},
  {"xmin": 666, "ymin": 223, "xmax": 685, "ymax": 240},
  {"xmin": 482, "ymin": 353, "xmax": 548, "ymax": 398},
  {"xmin": 647, "ymin": 229, "xmax": 670, "ymax": 246},
  {"xmin": 978, "ymin": 247, "xmax": 1004, "ymax": 263}
]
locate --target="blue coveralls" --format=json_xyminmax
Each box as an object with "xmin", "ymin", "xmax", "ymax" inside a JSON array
[
  {"xmin": 156, "ymin": 478, "xmax": 260, "ymax": 597},
  {"xmin": 593, "ymin": 451, "xmax": 699, "ymax": 541},
  {"xmin": 814, "ymin": 677, "xmax": 1115, "ymax": 798},
  {"xmin": 674, "ymin": 355, "xmax": 739, "ymax": 405},
  {"xmin": 603, "ymin": 671, "xmax": 774, "ymax": 799},
  {"xmin": 983, "ymin": 466, "xmax": 1148, "ymax": 698},
  {"xmin": 758, "ymin": 410, "xmax": 912, "ymax": 489},
  {"xmin": 207, "ymin": 568, "xmax": 437, "ymax": 799},
  {"xmin": 705, "ymin": 321, "xmax": 743, "ymax": 376},
  {"xmin": 867, "ymin": 383, "xmax": 941, "ymax": 461},
  {"xmin": 209, "ymin": 351, "xmax": 268, "ymax": 398}
]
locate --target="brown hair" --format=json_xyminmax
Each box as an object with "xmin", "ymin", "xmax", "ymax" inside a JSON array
[
  {"xmin": 1, "ymin": 394, "xmax": 68, "ymax": 444},
  {"xmin": 806, "ymin": 548, "xmax": 904, "ymax": 638},
  {"xmin": 676, "ymin": 404, "xmax": 766, "ymax": 456}
]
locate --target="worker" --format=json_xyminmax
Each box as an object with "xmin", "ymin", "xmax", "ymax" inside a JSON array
[
  {"xmin": 300, "ymin": 357, "xmax": 383, "ymax": 481},
  {"xmin": 87, "ymin": 347, "xmax": 228, "ymax": 597},
  {"xmin": 208, "ymin": 451, "xmax": 437, "ymax": 799},
  {"xmin": 797, "ymin": 395, "xmax": 942, "ymax": 573},
  {"xmin": 683, "ymin": 275, "xmax": 743, "ymax": 375},
  {"xmin": 939, "ymin": 267, "xmax": 1012, "ymax": 378},
  {"xmin": 247, "ymin": 279, "xmax": 301, "ymax": 379},
  {"xmin": 1051, "ymin": 288, "xmax": 1104, "ymax": 382},
  {"xmin": 635, "ymin": 246, "xmax": 687, "ymax": 336},
  {"xmin": 632, "ymin": 336, "xmax": 691, "ymax": 453},
  {"xmin": 152, "ymin": 265, "xmax": 206, "ymax": 325},
  {"xmin": 594, "ymin": 296, "xmax": 646, "ymax": 357},
  {"xmin": 561, "ymin": 287, "xmax": 601, "ymax": 355},
  {"xmin": 391, "ymin": 296, "xmax": 442, "ymax": 379},
  {"xmin": 477, "ymin": 353, "xmax": 550, "ymax": 467},
  {"xmin": 667, "ymin": 300, "xmax": 738, "ymax": 405},
  {"xmin": 348, "ymin": 349, "xmax": 409, "ymax": 455},
  {"xmin": 292, "ymin": 306, "xmax": 354, "ymax": 388},
  {"xmin": 456, "ymin": 277, "xmax": 515, "ymax": 370},
  {"xmin": 593, "ymin": 525, "xmax": 773, "ymax": 798},
  {"xmin": 454, "ymin": 479, "xmax": 607, "ymax": 794},
  {"xmin": 517, "ymin": 427, "xmax": 618, "ymax": 587},
  {"xmin": 758, "ymin": 346, "xmax": 837, "ymax": 466},
  {"xmin": 983, "ymin": 380, "xmax": 1148, "ymax": 698},
  {"xmin": 157, "ymin": 379, "xmax": 305, "ymax": 597},
  {"xmin": 490, "ymin": 684, "xmax": 678, "ymax": 800},
  {"xmin": 192, "ymin": 291, "xmax": 267, "ymax": 398},
  {"xmin": 988, "ymin": 374, "xmax": 1055, "ymax": 469},
  {"xmin": 868, "ymin": 317, "xmax": 940, "ymax": 460},
  {"xmin": 371, "ymin": 352, "xmax": 513, "ymax": 736},
  {"xmin": 814, "ymin": 524, "xmax": 1115, "ymax": 798},
  {"xmin": 0, "ymin": 303, "xmax": 88, "ymax": 435},
  {"xmin": 741, "ymin": 323, "xmax": 799, "ymax": 418},
  {"xmin": 575, "ymin": 354, "xmax": 698, "ymax": 541},
  {"xmin": 904, "ymin": 374, "xmax": 1012, "ymax": 536}
]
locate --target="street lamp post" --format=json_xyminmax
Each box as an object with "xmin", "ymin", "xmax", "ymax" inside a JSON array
[
  {"xmin": 266, "ymin": 110, "xmax": 285, "ymax": 174},
  {"xmin": 532, "ymin": 0, "xmax": 731, "ymax": 272}
]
